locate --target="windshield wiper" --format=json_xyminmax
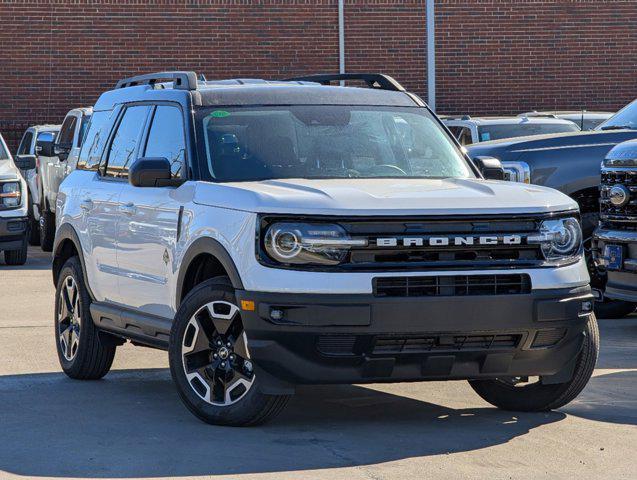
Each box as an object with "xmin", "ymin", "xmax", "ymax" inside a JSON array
[{"xmin": 600, "ymin": 125, "xmax": 635, "ymax": 131}]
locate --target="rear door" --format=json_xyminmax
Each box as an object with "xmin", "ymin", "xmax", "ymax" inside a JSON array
[{"xmin": 116, "ymin": 104, "xmax": 187, "ymax": 318}]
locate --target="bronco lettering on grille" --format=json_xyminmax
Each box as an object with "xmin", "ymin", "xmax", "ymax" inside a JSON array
[{"xmin": 376, "ymin": 235, "xmax": 522, "ymax": 247}]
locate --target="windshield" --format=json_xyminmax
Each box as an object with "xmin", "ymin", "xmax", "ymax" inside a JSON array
[
  {"xmin": 198, "ymin": 106, "xmax": 474, "ymax": 182},
  {"xmin": 597, "ymin": 99, "xmax": 637, "ymax": 130},
  {"xmin": 477, "ymin": 122, "xmax": 579, "ymax": 142}
]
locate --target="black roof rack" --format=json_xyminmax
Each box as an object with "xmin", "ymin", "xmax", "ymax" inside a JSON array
[
  {"xmin": 115, "ymin": 71, "xmax": 198, "ymax": 91},
  {"xmin": 284, "ymin": 73, "xmax": 405, "ymax": 92}
]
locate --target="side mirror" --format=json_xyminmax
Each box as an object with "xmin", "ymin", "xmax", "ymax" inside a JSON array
[
  {"xmin": 473, "ymin": 156, "xmax": 505, "ymax": 180},
  {"xmin": 54, "ymin": 143, "xmax": 71, "ymax": 161},
  {"xmin": 130, "ymin": 157, "xmax": 176, "ymax": 187},
  {"xmin": 14, "ymin": 154, "xmax": 36, "ymax": 170},
  {"xmin": 36, "ymin": 139, "xmax": 55, "ymax": 157}
]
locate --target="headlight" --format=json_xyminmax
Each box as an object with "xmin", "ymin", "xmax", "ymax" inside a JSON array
[
  {"xmin": 501, "ymin": 161, "xmax": 531, "ymax": 183},
  {"xmin": 528, "ymin": 217, "xmax": 582, "ymax": 261},
  {"xmin": 0, "ymin": 182, "xmax": 21, "ymax": 208},
  {"xmin": 264, "ymin": 222, "xmax": 367, "ymax": 265}
]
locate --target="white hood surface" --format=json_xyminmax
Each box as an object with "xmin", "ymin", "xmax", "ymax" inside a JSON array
[
  {"xmin": 0, "ymin": 159, "xmax": 20, "ymax": 181},
  {"xmin": 193, "ymin": 178, "xmax": 578, "ymax": 216}
]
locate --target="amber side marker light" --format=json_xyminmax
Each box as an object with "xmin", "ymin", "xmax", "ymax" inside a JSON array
[{"xmin": 241, "ymin": 300, "xmax": 255, "ymax": 311}]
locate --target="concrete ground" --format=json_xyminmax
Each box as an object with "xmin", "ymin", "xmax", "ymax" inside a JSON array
[{"xmin": 0, "ymin": 247, "xmax": 635, "ymax": 480}]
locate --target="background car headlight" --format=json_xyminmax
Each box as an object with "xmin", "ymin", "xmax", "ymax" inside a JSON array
[
  {"xmin": 264, "ymin": 222, "xmax": 367, "ymax": 265},
  {"xmin": 0, "ymin": 182, "xmax": 21, "ymax": 208},
  {"xmin": 501, "ymin": 161, "xmax": 531, "ymax": 183},
  {"xmin": 528, "ymin": 217, "xmax": 582, "ymax": 261}
]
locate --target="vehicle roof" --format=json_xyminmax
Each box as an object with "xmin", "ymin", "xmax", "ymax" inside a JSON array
[
  {"xmin": 29, "ymin": 124, "xmax": 61, "ymax": 132},
  {"xmin": 94, "ymin": 82, "xmax": 419, "ymax": 111},
  {"xmin": 522, "ymin": 110, "xmax": 614, "ymax": 117},
  {"xmin": 443, "ymin": 116, "xmax": 578, "ymax": 126},
  {"xmin": 67, "ymin": 106, "xmax": 93, "ymax": 116}
]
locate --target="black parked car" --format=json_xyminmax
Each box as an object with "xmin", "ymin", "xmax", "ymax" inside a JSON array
[{"xmin": 468, "ymin": 99, "xmax": 637, "ymax": 319}]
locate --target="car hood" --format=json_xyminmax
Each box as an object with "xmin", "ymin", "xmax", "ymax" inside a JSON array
[
  {"xmin": 193, "ymin": 177, "xmax": 577, "ymax": 215},
  {"xmin": 0, "ymin": 159, "xmax": 20, "ymax": 181},
  {"xmin": 466, "ymin": 129, "xmax": 637, "ymax": 161}
]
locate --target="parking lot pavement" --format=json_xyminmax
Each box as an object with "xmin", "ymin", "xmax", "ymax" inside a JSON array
[{"xmin": 0, "ymin": 248, "xmax": 635, "ymax": 480}]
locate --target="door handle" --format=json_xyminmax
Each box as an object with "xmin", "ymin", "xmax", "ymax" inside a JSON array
[
  {"xmin": 80, "ymin": 198, "xmax": 93, "ymax": 211},
  {"xmin": 119, "ymin": 203, "xmax": 137, "ymax": 216}
]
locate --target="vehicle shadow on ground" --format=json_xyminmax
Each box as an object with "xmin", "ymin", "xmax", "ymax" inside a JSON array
[{"xmin": 0, "ymin": 369, "xmax": 565, "ymax": 478}]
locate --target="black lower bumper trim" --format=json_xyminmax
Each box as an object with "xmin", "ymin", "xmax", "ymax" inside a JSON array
[
  {"xmin": 236, "ymin": 286, "xmax": 592, "ymax": 386},
  {"xmin": 0, "ymin": 216, "xmax": 27, "ymax": 250}
]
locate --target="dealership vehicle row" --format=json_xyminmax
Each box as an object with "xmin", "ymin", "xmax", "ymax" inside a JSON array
[{"xmin": 0, "ymin": 72, "xmax": 635, "ymax": 427}]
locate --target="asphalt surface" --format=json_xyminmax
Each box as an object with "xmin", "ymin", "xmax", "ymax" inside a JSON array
[{"xmin": 0, "ymin": 247, "xmax": 635, "ymax": 480}]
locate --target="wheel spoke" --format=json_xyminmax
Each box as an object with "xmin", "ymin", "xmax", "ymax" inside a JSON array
[
  {"xmin": 184, "ymin": 350, "xmax": 212, "ymax": 373},
  {"xmin": 205, "ymin": 301, "xmax": 240, "ymax": 336},
  {"xmin": 64, "ymin": 278, "xmax": 75, "ymax": 314}
]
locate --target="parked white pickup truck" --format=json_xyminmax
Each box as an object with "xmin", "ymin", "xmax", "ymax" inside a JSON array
[
  {"xmin": 36, "ymin": 107, "xmax": 92, "ymax": 251},
  {"xmin": 0, "ymin": 131, "xmax": 35, "ymax": 265},
  {"xmin": 15, "ymin": 124, "xmax": 61, "ymax": 245}
]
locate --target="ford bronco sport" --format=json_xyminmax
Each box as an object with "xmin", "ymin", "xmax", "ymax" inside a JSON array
[{"xmin": 53, "ymin": 71, "xmax": 598, "ymax": 426}]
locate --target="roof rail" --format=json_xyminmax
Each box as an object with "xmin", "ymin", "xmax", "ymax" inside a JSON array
[
  {"xmin": 115, "ymin": 71, "xmax": 198, "ymax": 91},
  {"xmin": 284, "ymin": 73, "xmax": 405, "ymax": 92}
]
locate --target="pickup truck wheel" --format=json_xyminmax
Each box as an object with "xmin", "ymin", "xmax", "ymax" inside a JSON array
[
  {"xmin": 169, "ymin": 277, "xmax": 290, "ymax": 426},
  {"xmin": 40, "ymin": 210, "xmax": 55, "ymax": 252},
  {"xmin": 469, "ymin": 313, "xmax": 599, "ymax": 411},
  {"xmin": 4, "ymin": 237, "xmax": 28, "ymax": 265},
  {"xmin": 581, "ymin": 212, "xmax": 637, "ymax": 319},
  {"xmin": 55, "ymin": 257, "xmax": 116, "ymax": 379},
  {"xmin": 27, "ymin": 201, "xmax": 40, "ymax": 246}
]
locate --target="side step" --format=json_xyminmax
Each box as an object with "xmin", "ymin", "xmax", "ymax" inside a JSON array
[{"xmin": 90, "ymin": 302, "xmax": 171, "ymax": 350}]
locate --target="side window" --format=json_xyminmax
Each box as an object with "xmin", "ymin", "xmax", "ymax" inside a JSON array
[
  {"xmin": 144, "ymin": 105, "xmax": 186, "ymax": 178},
  {"xmin": 77, "ymin": 110, "xmax": 115, "ymax": 171},
  {"xmin": 58, "ymin": 116, "xmax": 77, "ymax": 147},
  {"xmin": 17, "ymin": 131, "xmax": 33, "ymax": 154},
  {"xmin": 77, "ymin": 115, "xmax": 91, "ymax": 148},
  {"xmin": 104, "ymin": 105, "xmax": 150, "ymax": 179}
]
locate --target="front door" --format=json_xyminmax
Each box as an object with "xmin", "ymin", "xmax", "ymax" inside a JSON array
[{"xmin": 116, "ymin": 104, "xmax": 187, "ymax": 318}]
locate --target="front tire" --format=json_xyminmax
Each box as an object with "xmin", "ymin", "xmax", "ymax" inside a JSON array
[
  {"xmin": 469, "ymin": 313, "xmax": 599, "ymax": 412},
  {"xmin": 40, "ymin": 209, "xmax": 55, "ymax": 252},
  {"xmin": 169, "ymin": 277, "xmax": 290, "ymax": 426},
  {"xmin": 4, "ymin": 237, "xmax": 28, "ymax": 266},
  {"xmin": 55, "ymin": 256, "xmax": 116, "ymax": 379},
  {"xmin": 27, "ymin": 200, "xmax": 40, "ymax": 246}
]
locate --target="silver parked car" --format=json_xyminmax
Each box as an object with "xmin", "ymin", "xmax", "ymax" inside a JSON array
[
  {"xmin": 520, "ymin": 111, "xmax": 614, "ymax": 131},
  {"xmin": 443, "ymin": 115, "xmax": 580, "ymax": 145}
]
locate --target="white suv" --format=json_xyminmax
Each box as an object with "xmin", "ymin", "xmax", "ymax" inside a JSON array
[{"xmin": 53, "ymin": 72, "xmax": 598, "ymax": 426}]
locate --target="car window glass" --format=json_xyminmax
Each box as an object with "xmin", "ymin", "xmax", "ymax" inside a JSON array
[
  {"xmin": 77, "ymin": 115, "xmax": 92, "ymax": 148},
  {"xmin": 58, "ymin": 116, "xmax": 77, "ymax": 146},
  {"xmin": 105, "ymin": 105, "xmax": 150, "ymax": 178},
  {"xmin": 17, "ymin": 131, "xmax": 33, "ymax": 154},
  {"xmin": 478, "ymin": 123, "xmax": 579, "ymax": 141},
  {"xmin": 144, "ymin": 105, "xmax": 186, "ymax": 178},
  {"xmin": 77, "ymin": 110, "xmax": 116, "ymax": 171}
]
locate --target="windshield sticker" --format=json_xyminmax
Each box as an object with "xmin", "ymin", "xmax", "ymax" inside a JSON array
[
  {"xmin": 209, "ymin": 110, "xmax": 230, "ymax": 118},
  {"xmin": 481, "ymin": 132, "xmax": 491, "ymax": 141}
]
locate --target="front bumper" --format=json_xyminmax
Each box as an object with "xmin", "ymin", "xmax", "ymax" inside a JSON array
[
  {"xmin": 0, "ymin": 216, "xmax": 27, "ymax": 251},
  {"xmin": 236, "ymin": 286, "xmax": 593, "ymax": 390},
  {"xmin": 593, "ymin": 228, "xmax": 637, "ymax": 302}
]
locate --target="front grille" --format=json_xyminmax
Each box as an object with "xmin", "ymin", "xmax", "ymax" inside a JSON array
[
  {"xmin": 372, "ymin": 334, "xmax": 522, "ymax": 354},
  {"xmin": 316, "ymin": 335, "xmax": 357, "ymax": 356},
  {"xmin": 373, "ymin": 274, "xmax": 531, "ymax": 297},
  {"xmin": 600, "ymin": 169, "xmax": 637, "ymax": 227},
  {"xmin": 531, "ymin": 328, "xmax": 566, "ymax": 348}
]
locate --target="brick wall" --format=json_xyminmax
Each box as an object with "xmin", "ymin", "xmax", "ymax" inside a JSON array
[{"xmin": 1, "ymin": 0, "xmax": 636, "ymax": 151}]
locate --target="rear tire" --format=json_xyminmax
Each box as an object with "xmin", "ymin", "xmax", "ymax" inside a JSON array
[
  {"xmin": 40, "ymin": 209, "xmax": 55, "ymax": 252},
  {"xmin": 469, "ymin": 313, "xmax": 599, "ymax": 411},
  {"xmin": 169, "ymin": 276, "xmax": 290, "ymax": 426},
  {"xmin": 27, "ymin": 201, "xmax": 40, "ymax": 246},
  {"xmin": 4, "ymin": 237, "xmax": 28, "ymax": 266},
  {"xmin": 55, "ymin": 256, "xmax": 116, "ymax": 379}
]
